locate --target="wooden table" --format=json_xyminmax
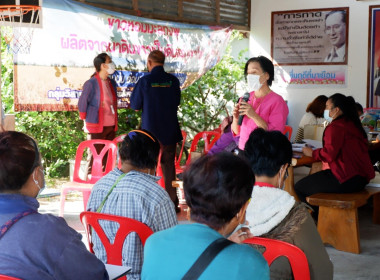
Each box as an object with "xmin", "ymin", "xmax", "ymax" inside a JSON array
[{"xmin": 284, "ymin": 153, "xmax": 321, "ymax": 201}]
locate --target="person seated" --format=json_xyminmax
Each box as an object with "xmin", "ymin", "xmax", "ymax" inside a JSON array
[
  {"xmin": 87, "ymin": 129, "xmax": 177, "ymax": 280},
  {"xmin": 294, "ymin": 95, "xmax": 328, "ymax": 142},
  {"xmin": 295, "ymin": 94, "xmax": 375, "ymax": 204},
  {"xmin": 244, "ymin": 128, "xmax": 333, "ymax": 280},
  {"xmin": 142, "ymin": 153, "xmax": 269, "ymax": 279},
  {"xmin": 0, "ymin": 131, "xmax": 108, "ymax": 279},
  {"xmin": 208, "ymin": 116, "xmax": 239, "ymax": 155}
]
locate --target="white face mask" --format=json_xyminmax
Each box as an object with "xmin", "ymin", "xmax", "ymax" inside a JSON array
[
  {"xmin": 33, "ymin": 168, "xmax": 46, "ymax": 196},
  {"xmin": 247, "ymin": 74, "xmax": 263, "ymax": 92},
  {"xmin": 278, "ymin": 166, "xmax": 287, "ymax": 190},
  {"xmin": 106, "ymin": 62, "xmax": 116, "ymax": 75},
  {"xmin": 324, "ymin": 109, "xmax": 336, "ymax": 122}
]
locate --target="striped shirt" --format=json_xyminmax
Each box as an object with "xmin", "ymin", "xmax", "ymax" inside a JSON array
[{"xmin": 87, "ymin": 168, "xmax": 178, "ymax": 280}]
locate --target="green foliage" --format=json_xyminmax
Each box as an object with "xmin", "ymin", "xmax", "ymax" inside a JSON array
[
  {"xmin": 179, "ymin": 31, "xmax": 248, "ymax": 135},
  {"xmin": 16, "ymin": 111, "xmax": 86, "ymax": 177},
  {"xmin": 1, "ymin": 31, "xmax": 14, "ymax": 114}
]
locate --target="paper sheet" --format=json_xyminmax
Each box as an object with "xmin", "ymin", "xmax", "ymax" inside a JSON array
[{"xmin": 105, "ymin": 264, "xmax": 131, "ymax": 280}]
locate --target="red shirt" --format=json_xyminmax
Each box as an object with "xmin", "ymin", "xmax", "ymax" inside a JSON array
[{"xmin": 312, "ymin": 117, "xmax": 374, "ymax": 183}]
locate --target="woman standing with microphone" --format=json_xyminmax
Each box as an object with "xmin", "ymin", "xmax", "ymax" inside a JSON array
[{"xmin": 232, "ymin": 56, "xmax": 288, "ymax": 151}]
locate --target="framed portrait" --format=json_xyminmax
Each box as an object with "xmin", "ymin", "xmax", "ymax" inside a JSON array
[
  {"xmin": 367, "ymin": 5, "xmax": 380, "ymax": 108},
  {"xmin": 271, "ymin": 7, "xmax": 349, "ymax": 65}
]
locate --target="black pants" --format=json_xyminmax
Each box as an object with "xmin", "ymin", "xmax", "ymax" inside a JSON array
[
  {"xmin": 160, "ymin": 143, "xmax": 179, "ymax": 208},
  {"xmin": 294, "ymin": 169, "xmax": 368, "ymax": 203}
]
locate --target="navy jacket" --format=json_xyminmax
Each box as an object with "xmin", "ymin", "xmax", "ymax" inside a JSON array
[{"xmin": 130, "ymin": 66, "xmax": 182, "ymax": 145}]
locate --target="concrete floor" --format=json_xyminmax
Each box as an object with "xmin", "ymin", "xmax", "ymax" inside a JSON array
[{"xmin": 39, "ymin": 173, "xmax": 380, "ymax": 279}]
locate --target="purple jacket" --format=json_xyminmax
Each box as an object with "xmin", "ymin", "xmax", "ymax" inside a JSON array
[
  {"xmin": 0, "ymin": 194, "xmax": 108, "ymax": 280},
  {"xmin": 78, "ymin": 73, "xmax": 118, "ymax": 133}
]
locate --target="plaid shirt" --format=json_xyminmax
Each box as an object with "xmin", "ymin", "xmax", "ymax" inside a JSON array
[{"xmin": 87, "ymin": 168, "xmax": 178, "ymax": 280}]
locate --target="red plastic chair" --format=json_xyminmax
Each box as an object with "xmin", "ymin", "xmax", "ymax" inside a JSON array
[
  {"xmin": 156, "ymin": 150, "xmax": 165, "ymax": 189},
  {"xmin": 80, "ymin": 211, "xmax": 153, "ymax": 280},
  {"xmin": 244, "ymin": 237, "xmax": 310, "ymax": 280},
  {"xmin": 185, "ymin": 131, "xmax": 221, "ymax": 165},
  {"xmin": 175, "ymin": 130, "xmax": 187, "ymax": 174},
  {"xmin": 59, "ymin": 140, "xmax": 117, "ymax": 217},
  {"xmin": 0, "ymin": 275, "xmax": 22, "ymax": 280},
  {"xmin": 113, "ymin": 134, "xmax": 128, "ymax": 169},
  {"xmin": 283, "ymin": 125, "xmax": 293, "ymax": 141}
]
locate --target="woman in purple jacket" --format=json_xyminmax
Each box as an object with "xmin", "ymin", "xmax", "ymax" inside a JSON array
[{"xmin": 0, "ymin": 131, "xmax": 108, "ymax": 280}]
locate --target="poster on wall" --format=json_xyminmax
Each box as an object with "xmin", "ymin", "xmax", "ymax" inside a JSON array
[
  {"xmin": 274, "ymin": 65, "xmax": 346, "ymax": 88},
  {"xmin": 13, "ymin": 0, "xmax": 232, "ymax": 111},
  {"xmin": 367, "ymin": 5, "xmax": 380, "ymax": 108},
  {"xmin": 271, "ymin": 7, "xmax": 349, "ymax": 65}
]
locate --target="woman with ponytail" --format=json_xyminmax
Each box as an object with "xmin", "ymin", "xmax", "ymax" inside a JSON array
[{"xmin": 295, "ymin": 93, "xmax": 375, "ymax": 204}]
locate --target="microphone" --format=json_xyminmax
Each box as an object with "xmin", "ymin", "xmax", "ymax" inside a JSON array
[{"xmin": 238, "ymin": 92, "xmax": 250, "ymax": 126}]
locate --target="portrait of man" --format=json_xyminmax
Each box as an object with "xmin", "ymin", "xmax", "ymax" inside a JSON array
[{"xmin": 324, "ymin": 10, "xmax": 347, "ymax": 62}]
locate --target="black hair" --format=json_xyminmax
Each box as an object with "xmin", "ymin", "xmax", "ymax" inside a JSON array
[
  {"xmin": 355, "ymin": 102, "xmax": 364, "ymax": 116},
  {"xmin": 183, "ymin": 153, "xmax": 254, "ymax": 231},
  {"xmin": 0, "ymin": 131, "xmax": 40, "ymax": 192},
  {"xmin": 119, "ymin": 129, "xmax": 160, "ymax": 169},
  {"xmin": 244, "ymin": 56, "xmax": 275, "ymax": 86},
  {"xmin": 244, "ymin": 128, "xmax": 292, "ymax": 177},
  {"xmin": 91, "ymin": 53, "xmax": 109, "ymax": 77},
  {"xmin": 329, "ymin": 93, "xmax": 367, "ymax": 139}
]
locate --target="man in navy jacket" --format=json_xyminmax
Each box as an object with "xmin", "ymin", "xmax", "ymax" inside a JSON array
[{"xmin": 130, "ymin": 50, "xmax": 182, "ymax": 211}]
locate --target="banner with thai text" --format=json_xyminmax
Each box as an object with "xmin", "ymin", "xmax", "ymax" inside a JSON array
[
  {"xmin": 274, "ymin": 65, "xmax": 347, "ymax": 88},
  {"xmin": 271, "ymin": 8, "xmax": 349, "ymax": 65},
  {"xmin": 13, "ymin": 0, "xmax": 232, "ymax": 111}
]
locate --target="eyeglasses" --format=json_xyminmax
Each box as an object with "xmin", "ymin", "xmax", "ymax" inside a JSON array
[
  {"xmin": 30, "ymin": 138, "xmax": 40, "ymax": 174},
  {"xmin": 284, "ymin": 167, "xmax": 289, "ymax": 180},
  {"xmin": 128, "ymin": 130, "xmax": 156, "ymax": 143}
]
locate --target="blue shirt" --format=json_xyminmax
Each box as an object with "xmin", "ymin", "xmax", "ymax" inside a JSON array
[
  {"xmin": 0, "ymin": 194, "xmax": 108, "ymax": 280},
  {"xmin": 87, "ymin": 168, "xmax": 178, "ymax": 280},
  {"xmin": 142, "ymin": 223, "xmax": 269, "ymax": 280},
  {"xmin": 130, "ymin": 66, "xmax": 182, "ymax": 145}
]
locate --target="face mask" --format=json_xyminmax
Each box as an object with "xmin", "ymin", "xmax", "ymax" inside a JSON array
[
  {"xmin": 33, "ymin": 168, "xmax": 46, "ymax": 196},
  {"xmin": 224, "ymin": 222, "xmax": 251, "ymax": 239},
  {"xmin": 106, "ymin": 62, "xmax": 116, "ymax": 75},
  {"xmin": 324, "ymin": 109, "xmax": 336, "ymax": 122},
  {"xmin": 278, "ymin": 166, "xmax": 288, "ymax": 189},
  {"xmin": 247, "ymin": 74, "xmax": 263, "ymax": 92}
]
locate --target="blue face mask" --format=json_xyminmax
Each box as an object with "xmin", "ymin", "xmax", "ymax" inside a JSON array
[{"xmin": 324, "ymin": 109, "xmax": 333, "ymax": 122}]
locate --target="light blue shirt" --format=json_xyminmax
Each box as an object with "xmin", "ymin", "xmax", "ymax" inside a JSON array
[
  {"xmin": 87, "ymin": 168, "xmax": 178, "ymax": 280},
  {"xmin": 142, "ymin": 223, "xmax": 269, "ymax": 280}
]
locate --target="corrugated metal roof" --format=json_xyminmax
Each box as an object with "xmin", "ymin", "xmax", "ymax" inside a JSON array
[{"xmin": 74, "ymin": 0, "xmax": 250, "ymax": 30}]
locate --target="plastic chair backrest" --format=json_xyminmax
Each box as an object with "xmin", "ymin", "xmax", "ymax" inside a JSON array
[
  {"xmin": 186, "ymin": 131, "xmax": 221, "ymax": 165},
  {"xmin": 80, "ymin": 211, "xmax": 153, "ymax": 266},
  {"xmin": 0, "ymin": 275, "xmax": 22, "ymax": 280},
  {"xmin": 113, "ymin": 134, "xmax": 128, "ymax": 169},
  {"xmin": 244, "ymin": 237, "xmax": 310, "ymax": 280},
  {"xmin": 175, "ymin": 130, "xmax": 187, "ymax": 167},
  {"xmin": 283, "ymin": 125, "xmax": 293, "ymax": 141},
  {"xmin": 74, "ymin": 140, "xmax": 117, "ymax": 184}
]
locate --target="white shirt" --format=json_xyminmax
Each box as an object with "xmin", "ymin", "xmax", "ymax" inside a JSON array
[{"xmin": 324, "ymin": 43, "xmax": 346, "ymax": 62}]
